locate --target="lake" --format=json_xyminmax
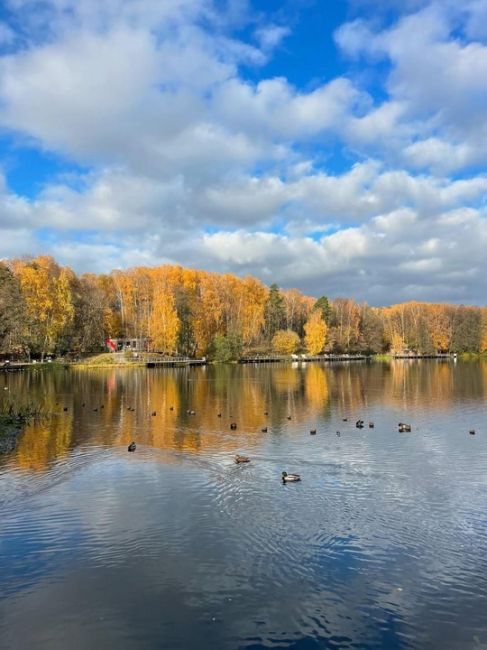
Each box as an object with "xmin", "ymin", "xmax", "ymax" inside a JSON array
[{"xmin": 0, "ymin": 361, "xmax": 486, "ymax": 650}]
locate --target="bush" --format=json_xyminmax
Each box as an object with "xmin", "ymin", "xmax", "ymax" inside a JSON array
[
  {"xmin": 272, "ymin": 330, "xmax": 300, "ymax": 355},
  {"xmin": 208, "ymin": 333, "xmax": 243, "ymax": 362}
]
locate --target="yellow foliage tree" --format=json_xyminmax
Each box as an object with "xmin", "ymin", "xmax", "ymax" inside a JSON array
[
  {"xmin": 272, "ymin": 329, "xmax": 300, "ymax": 355},
  {"xmin": 390, "ymin": 332, "xmax": 406, "ymax": 353},
  {"xmin": 238, "ymin": 276, "xmax": 267, "ymax": 345},
  {"xmin": 149, "ymin": 286, "xmax": 179, "ymax": 353},
  {"xmin": 15, "ymin": 256, "xmax": 74, "ymax": 358},
  {"xmin": 426, "ymin": 304, "xmax": 452, "ymax": 351},
  {"xmin": 304, "ymin": 310, "xmax": 327, "ymax": 354}
]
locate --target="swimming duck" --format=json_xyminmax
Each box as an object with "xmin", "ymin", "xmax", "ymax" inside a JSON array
[
  {"xmin": 217, "ymin": 413, "xmax": 222, "ymax": 417},
  {"xmin": 356, "ymin": 420, "xmax": 364, "ymax": 428},
  {"xmin": 235, "ymin": 454, "xmax": 250, "ymax": 464},
  {"xmin": 342, "ymin": 418, "xmax": 348, "ymax": 422},
  {"xmin": 287, "ymin": 416, "xmax": 292, "ymax": 420},
  {"xmin": 336, "ymin": 431, "xmax": 341, "ymax": 437},
  {"xmin": 128, "ymin": 442, "xmax": 136, "ymax": 452},
  {"xmin": 169, "ymin": 406, "xmax": 174, "ymax": 411},
  {"xmin": 230, "ymin": 422, "xmax": 237, "ymax": 430},
  {"xmin": 469, "ymin": 429, "xmax": 476, "ymax": 435},
  {"xmin": 151, "ymin": 411, "xmax": 157, "ymax": 416},
  {"xmin": 310, "ymin": 429, "xmax": 317, "ymax": 435},
  {"xmin": 399, "ymin": 423, "xmax": 411, "ymax": 432},
  {"xmin": 369, "ymin": 422, "xmax": 374, "ymax": 428},
  {"xmin": 261, "ymin": 427, "xmax": 268, "ymax": 433},
  {"xmin": 282, "ymin": 471, "xmax": 300, "ymax": 483}
]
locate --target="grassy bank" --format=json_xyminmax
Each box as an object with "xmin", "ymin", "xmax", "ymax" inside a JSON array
[{"xmin": 74, "ymin": 352, "xmax": 151, "ymax": 368}]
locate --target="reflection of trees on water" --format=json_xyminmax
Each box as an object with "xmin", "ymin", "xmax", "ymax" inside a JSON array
[
  {"xmin": 5, "ymin": 361, "xmax": 487, "ymax": 469},
  {"xmin": 15, "ymin": 414, "xmax": 73, "ymax": 471}
]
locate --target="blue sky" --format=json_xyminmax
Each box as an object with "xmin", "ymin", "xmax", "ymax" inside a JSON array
[{"xmin": 0, "ymin": 0, "xmax": 486, "ymax": 304}]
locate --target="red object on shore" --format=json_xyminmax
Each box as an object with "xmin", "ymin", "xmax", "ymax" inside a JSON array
[{"xmin": 106, "ymin": 338, "xmax": 117, "ymax": 352}]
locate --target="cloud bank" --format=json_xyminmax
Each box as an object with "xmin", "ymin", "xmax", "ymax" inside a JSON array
[{"xmin": 0, "ymin": 0, "xmax": 486, "ymax": 304}]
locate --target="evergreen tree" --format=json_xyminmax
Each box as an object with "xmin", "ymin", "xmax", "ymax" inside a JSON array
[
  {"xmin": 264, "ymin": 283, "xmax": 285, "ymax": 340},
  {"xmin": 313, "ymin": 296, "xmax": 332, "ymax": 325}
]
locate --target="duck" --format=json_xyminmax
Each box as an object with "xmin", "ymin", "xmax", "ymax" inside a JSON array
[
  {"xmin": 287, "ymin": 416, "xmax": 292, "ymax": 420},
  {"xmin": 336, "ymin": 431, "xmax": 341, "ymax": 437},
  {"xmin": 310, "ymin": 429, "xmax": 317, "ymax": 435},
  {"xmin": 469, "ymin": 429, "xmax": 476, "ymax": 435},
  {"xmin": 342, "ymin": 418, "xmax": 348, "ymax": 422},
  {"xmin": 230, "ymin": 422, "xmax": 237, "ymax": 430},
  {"xmin": 282, "ymin": 471, "xmax": 300, "ymax": 483},
  {"xmin": 151, "ymin": 411, "xmax": 157, "ymax": 416},
  {"xmin": 264, "ymin": 411, "xmax": 268, "ymax": 416},
  {"xmin": 235, "ymin": 454, "xmax": 250, "ymax": 464},
  {"xmin": 128, "ymin": 441, "xmax": 136, "ymax": 452},
  {"xmin": 261, "ymin": 427, "xmax": 268, "ymax": 433},
  {"xmin": 63, "ymin": 407, "xmax": 68, "ymax": 412},
  {"xmin": 169, "ymin": 406, "xmax": 174, "ymax": 411},
  {"xmin": 399, "ymin": 423, "xmax": 411, "ymax": 432},
  {"xmin": 217, "ymin": 413, "xmax": 222, "ymax": 417},
  {"xmin": 369, "ymin": 422, "xmax": 374, "ymax": 428},
  {"xmin": 356, "ymin": 419, "xmax": 364, "ymax": 428}
]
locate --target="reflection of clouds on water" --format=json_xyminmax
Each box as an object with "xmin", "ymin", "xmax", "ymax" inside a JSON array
[{"xmin": 0, "ymin": 362, "xmax": 486, "ymax": 649}]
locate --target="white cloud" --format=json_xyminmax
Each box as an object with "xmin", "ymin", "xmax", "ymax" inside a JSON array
[
  {"xmin": 254, "ymin": 24, "xmax": 290, "ymax": 51},
  {"xmin": 336, "ymin": 2, "xmax": 487, "ymax": 171}
]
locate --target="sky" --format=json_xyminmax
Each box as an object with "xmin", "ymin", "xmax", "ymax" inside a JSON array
[{"xmin": 0, "ymin": 0, "xmax": 486, "ymax": 305}]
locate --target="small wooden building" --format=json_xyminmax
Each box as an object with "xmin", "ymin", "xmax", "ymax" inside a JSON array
[{"xmin": 106, "ymin": 337, "xmax": 149, "ymax": 352}]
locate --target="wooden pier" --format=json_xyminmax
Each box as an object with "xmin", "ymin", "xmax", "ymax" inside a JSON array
[
  {"xmin": 146, "ymin": 356, "xmax": 207, "ymax": 368},
  {"xmin": 0, "ymin": 363, "xmax": 29, "ymax": 372},
  {"xmin": 392, "ymin": 353, "xmax": 456, "ymax": 359},
  {"xmin": 239, "ymin": 354, "xmax": 367, "ymax": 364}
]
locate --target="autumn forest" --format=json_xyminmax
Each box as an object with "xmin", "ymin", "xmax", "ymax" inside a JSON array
[{"xmin": 0, "ymin": 256, "xmax": 486, "ymax": 360}]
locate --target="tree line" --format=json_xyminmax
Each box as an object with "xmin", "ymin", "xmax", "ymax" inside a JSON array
[{"xmin": 0, "ymin": 256, "xmax": 486, "ymax": 359}]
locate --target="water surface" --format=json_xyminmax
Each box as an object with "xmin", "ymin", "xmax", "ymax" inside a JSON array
[{"xmin": 1, "ymin": 361, "xmax": 486, "ymax": 649}]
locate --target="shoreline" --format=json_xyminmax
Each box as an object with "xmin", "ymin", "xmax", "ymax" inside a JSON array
[{"xmin": 2, "ymin": 352, "xmax": 486, "ymax": 372}]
